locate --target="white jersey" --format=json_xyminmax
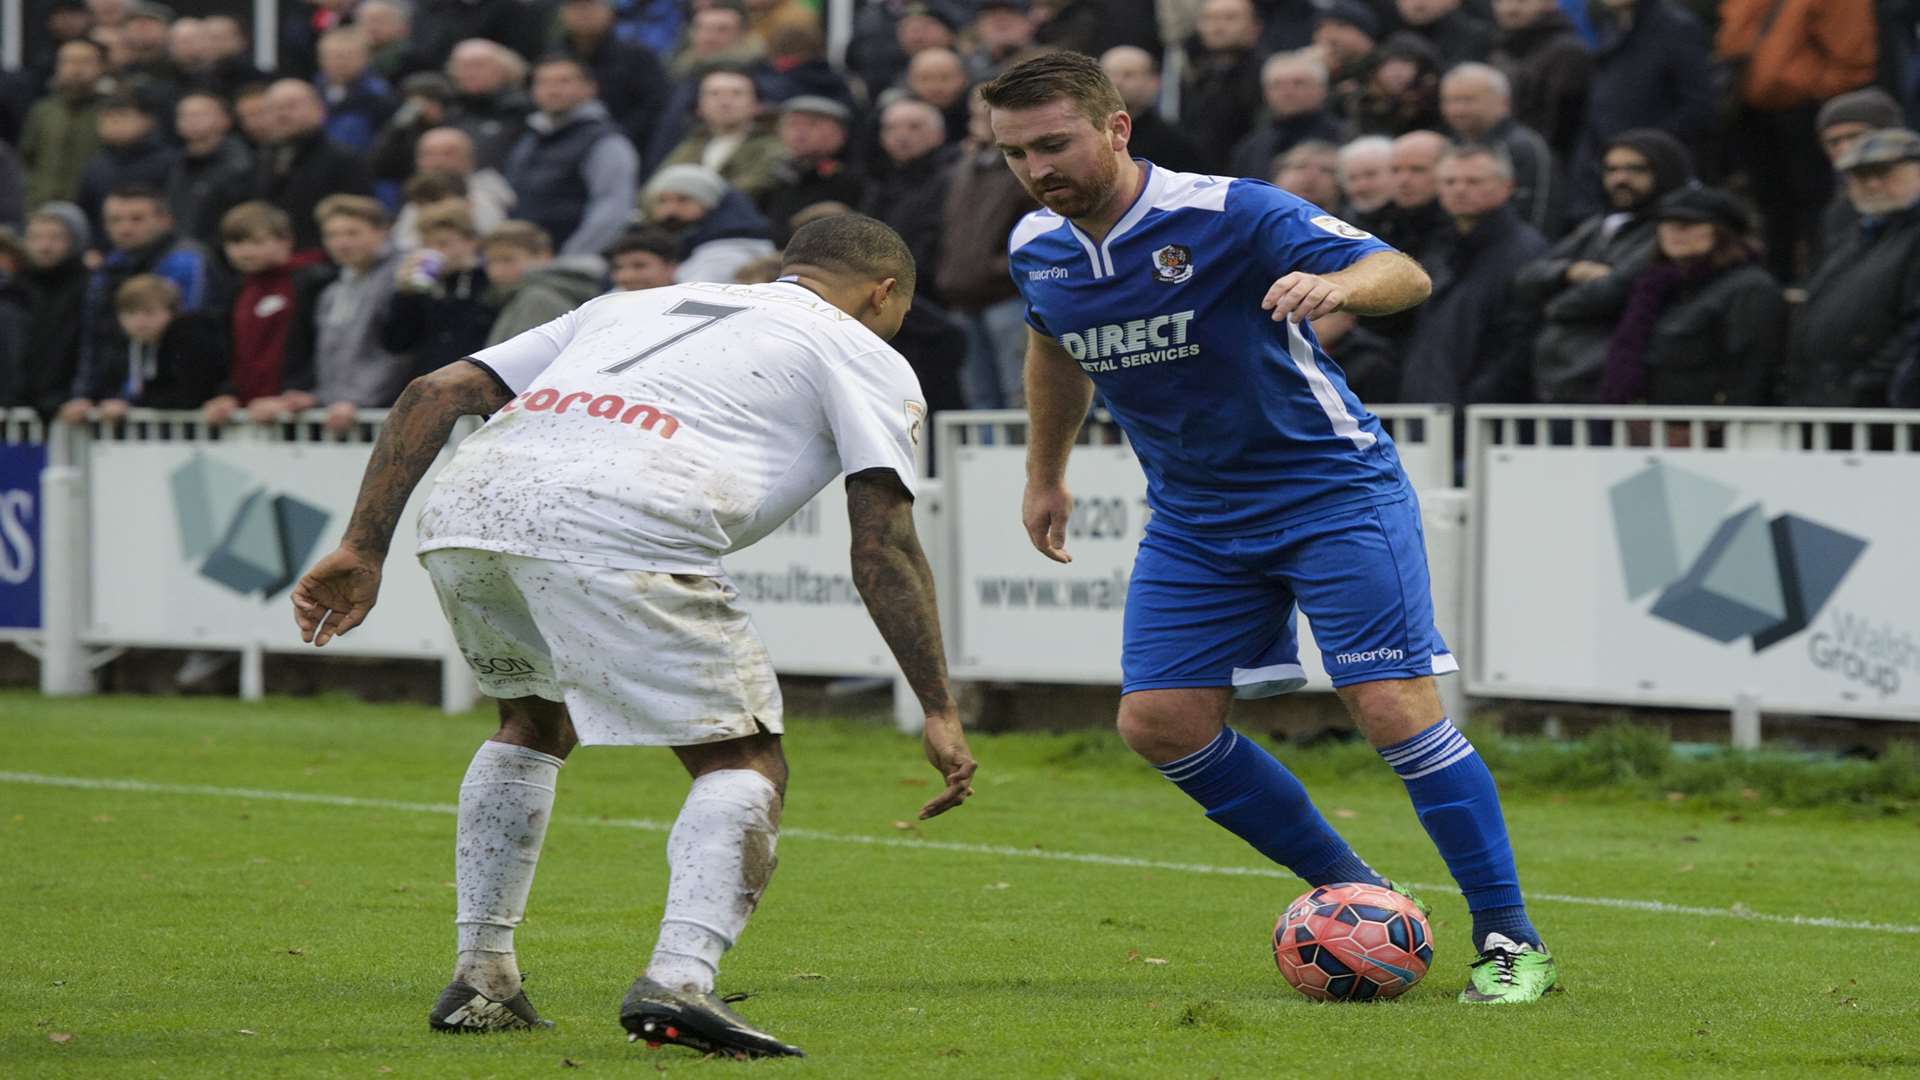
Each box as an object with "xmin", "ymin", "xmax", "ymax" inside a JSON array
[{"xmin": 418, "ymin": 280, "xmax": 925, "ymax": 574}]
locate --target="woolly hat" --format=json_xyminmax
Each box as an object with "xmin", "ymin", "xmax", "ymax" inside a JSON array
[
  {"xmin": 643, "ymin": 164, "xmax": 729, "ymax": 209},
  {"xmin": 30, "ymin": 200, "xmax": 91, "ymax": 251}
]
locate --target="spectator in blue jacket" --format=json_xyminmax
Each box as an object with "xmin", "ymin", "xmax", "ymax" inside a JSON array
[
  {"xmin": 315, "ymin": 28, "xmax": 397, "ymax": 155},
  {"xmin": 59, "ymin": 185, "xmax": 212, "ymax": 421}
]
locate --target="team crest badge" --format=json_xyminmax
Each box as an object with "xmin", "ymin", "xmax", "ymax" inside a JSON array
[
  {"xmin": 1150, "ymin": 244, "xmax": 1193, "ymax": 285},
  {"xmin": 904, "ymin": 400, "xmax": 926, "ymax": 446}
]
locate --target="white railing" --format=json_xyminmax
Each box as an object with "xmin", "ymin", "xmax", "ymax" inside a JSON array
[{"xmin": 8, "ymin": 404, "xmax": 1917, "ymax": 730}]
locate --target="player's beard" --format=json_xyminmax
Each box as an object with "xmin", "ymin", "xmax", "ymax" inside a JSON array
[{"xmin": 1030, "ymin": 151, "xmax": 1121, "ymax": 221}]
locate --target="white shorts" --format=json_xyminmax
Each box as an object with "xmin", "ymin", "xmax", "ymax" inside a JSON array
[{"xmin": 421, "ymin": 548, "xmax": 784, "ymax": 746}]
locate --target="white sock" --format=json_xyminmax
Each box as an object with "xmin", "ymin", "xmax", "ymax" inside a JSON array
[
  {"xmin": 452, "ymin": 740, "xmax": 562, "ymax": 999},
  {"xmin": 646, "ymin": 769, "xmax": 782, "ymax": 994}
]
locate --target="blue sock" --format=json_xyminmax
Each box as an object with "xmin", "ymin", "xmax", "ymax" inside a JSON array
[
  {"xmin": 1380, "ymin": 718, "xmax": 1541, "ymax": 950},
  {"xmin": 1155, "ymin": 728, "xmax": 1385, "ymax": 888}
]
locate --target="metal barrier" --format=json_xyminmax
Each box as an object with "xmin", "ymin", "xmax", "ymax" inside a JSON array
[{"xmin": 1466, "ymin": 406, "xmax": 1920, "ymax": 726}]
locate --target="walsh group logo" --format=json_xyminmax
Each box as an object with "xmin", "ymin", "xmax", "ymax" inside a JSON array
[
  {"xmin": 170, "ymin": 454, "xmax": 331, "ymax": 598},
  {"xmin": 1608, "ymin": 462, "xmax": 1867, "ymax": 652}
]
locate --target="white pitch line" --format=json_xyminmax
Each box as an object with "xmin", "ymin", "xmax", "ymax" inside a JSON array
[{"xmin": 6, "ymin": 770, "xmax": 1917, "ymax": 937}]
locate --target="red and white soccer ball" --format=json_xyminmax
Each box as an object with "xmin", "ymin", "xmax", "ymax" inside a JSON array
[{"xmin": 1273, "ymin": 883, "xmax": 1433, "ymax": 1002}]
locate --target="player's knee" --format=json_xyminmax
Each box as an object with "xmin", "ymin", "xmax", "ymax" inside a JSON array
[
  {"xmin": 1338, "ymin": 677, "xmax": 1443, "ymax": 748},
  {"xmin": 1115, "ymin": 697, "xmax": 1222, "ymax": 766},
  {"xmin": 673, "ymin": 729, "xmax": 788, "ymax": 796},
  {"xmin": 493, "ymin": 697, "xmax": 579, "ymax": 759}
]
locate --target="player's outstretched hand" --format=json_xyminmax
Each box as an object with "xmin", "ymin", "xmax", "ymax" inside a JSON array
[
  {"xmin": 1262, "ymin": 272, "xmax": 1350, "ymax": 324},
  {"xmin": 292, "ymin": 546, "xmax": 383, "ymax": 647},
  {"xmin": 1022, "ymin": 481, "xmax": 1073, "ymax": 564},
  {"xmin": 918, "ymin": 711, "xmax": 977, "ymax": 819}
]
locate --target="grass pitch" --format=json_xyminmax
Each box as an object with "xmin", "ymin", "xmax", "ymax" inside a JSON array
[{"xmin": 3, "ymin": 692, "xmax": 1917, "ymax": 1078}]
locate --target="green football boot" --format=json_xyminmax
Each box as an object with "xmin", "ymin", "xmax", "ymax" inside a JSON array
[{"xmin": 1459, "ymin": 933, "xmax": 1559, "ymax": 1004}]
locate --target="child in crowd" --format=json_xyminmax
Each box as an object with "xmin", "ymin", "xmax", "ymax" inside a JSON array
[
  {"xmin": 480, "ymin": 222, "xmax": 603, "ymax": 345},
  {"xmin": 275, "ymin": 195, "xmax": 410, "ymax": 434},
  {"xmin": 383, "ymin": 199, "xmax": 497, "ymax": 373},
  {"xmin": 607, "ymin": 225, "xmax": 681, "ymax": 291},
  {"xmin": 202, "ymin": 202, "xmax": 330, "ymax": 425},
  {"xmin": 63, "ymin": 275, "xmax": 226, "ymax": 420}
]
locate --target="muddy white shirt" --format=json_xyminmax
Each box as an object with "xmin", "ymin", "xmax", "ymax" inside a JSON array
[{"xmin": 418, "ymin": 280, "xmax": 926, "ymax": 574}]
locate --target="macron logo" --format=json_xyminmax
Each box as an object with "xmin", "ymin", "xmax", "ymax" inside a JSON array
[
  {"xmin": 1334, "ymin": 647, "xmax": 1405, "ymax": 665},
  {"xmin": 1028, "ymin": 267, "xmax": 1070, "ymax": 281}
]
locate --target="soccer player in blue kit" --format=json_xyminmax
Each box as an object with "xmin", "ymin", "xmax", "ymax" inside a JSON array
[{"xmin": 980, "ymin": 52, "xmax": 1558, "ymax": 1003}]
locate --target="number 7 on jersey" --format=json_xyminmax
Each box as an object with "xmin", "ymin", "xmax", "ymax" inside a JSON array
[{"xmin": 600, "ymin": 300, "xmax": 748, "ymax": 374}]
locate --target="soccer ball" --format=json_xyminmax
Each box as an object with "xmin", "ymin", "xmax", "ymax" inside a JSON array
[{"xmin": 1273, "ymin": 883, "xmax": 1432, "ymax": 1002}]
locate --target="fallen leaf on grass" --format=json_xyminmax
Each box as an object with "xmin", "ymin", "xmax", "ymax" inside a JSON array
[
  {"xmin": 285, "ymin": 947, "xmax": 306, "ymax": 956},
  {"xmin": 1740, "ymin": 788, "xmax": 1761, "ymax": 801},
  {"xmin": 238, "ymin": 1029, "xmax": 256, "ymax": 1036},
  {"xmin": 1666, "ymin": 791, "xmax": 1687, "ymax": 802},
  {"xmin": 936, "ymin": 1047, "xmax": 964, "ymax": 1057},
  {"xmin": 890, "ymin": 821, "xmax": 915, "ymax": 831},
  {"xmin": 562, "ymin": 1057, "xmax": 583, "ymax": 1067},
  {"xmin": 47, "ymin": 1032, "xmax": 73, "ymax": 1045},
  {"xmin": 791, "ymin": 972, "xmax": 826, "ymax": 981},
  {"xmin": 1144, "ymin": 957, "xmax": 1169, "ymax": 966},
  {"xmin": 1125, "ymin": 949, "xmax": 1140, "ymax": 963},
  {"xmin": 1331, "ymin": 808, "xmax": 1357, "ymax": 819}
]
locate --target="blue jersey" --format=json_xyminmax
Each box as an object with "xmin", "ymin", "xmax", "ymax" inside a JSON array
[{"xmin": 1009, "ymin": 164, "xmax": 1411, "ymax": 537}]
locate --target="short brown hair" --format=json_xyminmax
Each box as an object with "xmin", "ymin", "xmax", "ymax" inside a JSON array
[
  {"xmin": 480, "ymin": 220, "xmax": 553, "ymax": 257},
  {"xmin": 115, "ymin": 274, "xmax": 182, "ymax": 314},
  {"xmin": 220, "ymin": 201, "xmax": 293, "ymax": 243},
  {"xmin": 977, "ymin": 50, "xmax": 1125, "ymax": 131},
  {"xmin": 416, "ymin": 198, "xmax": 476, "ymax": 239},
  {"xmin": 314, "ymin": 194, "xmax": 389, "ymax": 230},
  {"xmin": 404, "ymin": 170, "xmax": 468, "ymax": 205}
]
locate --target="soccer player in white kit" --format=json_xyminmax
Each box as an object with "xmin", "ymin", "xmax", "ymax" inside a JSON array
[{"xmin": 290, "ymin": 215, "xmax": 976, "ymax": 1058}]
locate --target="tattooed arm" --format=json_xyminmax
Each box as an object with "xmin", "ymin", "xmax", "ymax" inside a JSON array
[
  {"xmin": 292, "ymin": 361, "xmax": 511, "ymax": 646},
  {"xmin": 846, "ymin": 467, "xmax": 977, "ymax": 819}
]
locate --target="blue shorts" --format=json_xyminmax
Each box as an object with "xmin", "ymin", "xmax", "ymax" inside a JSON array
[{"xmin": 1122, "ymin": 493, "xmax": 1457, "ymax": 696}]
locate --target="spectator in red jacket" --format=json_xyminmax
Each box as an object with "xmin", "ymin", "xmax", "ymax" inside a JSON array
[{"xmin": 201, "ymin": 200, "xmax": 327, "ymax": 424}]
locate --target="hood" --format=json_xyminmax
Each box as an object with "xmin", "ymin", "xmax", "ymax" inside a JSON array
[
  {"xmin": 686, "ymin": 191, "xmax": 772, "ymax": 248},
  {"xmin": 523, "ymin": 255, "xmax": 608, "ymax": 301},
  {"xmin": 1604, "ymin": 128, "xmax": 1696, "ymax": 208}
]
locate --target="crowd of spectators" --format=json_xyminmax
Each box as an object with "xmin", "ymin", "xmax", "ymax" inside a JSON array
[{"xmin": 0, "ymin": 0, "xmax": 1915, "ymax": 436}]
